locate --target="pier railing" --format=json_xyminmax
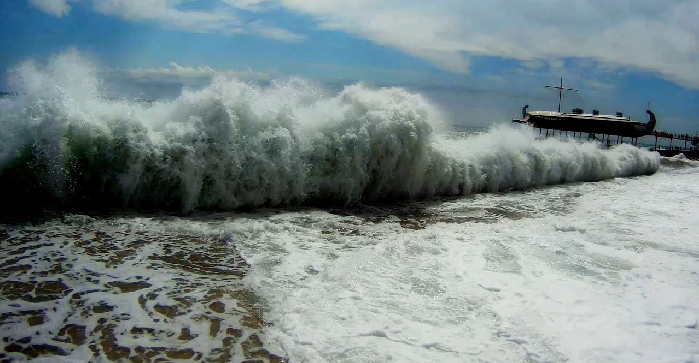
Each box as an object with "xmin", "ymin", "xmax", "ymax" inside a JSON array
[{"xmin": 449, "ymin": 124, "xmax": 698, "ymax": 158}]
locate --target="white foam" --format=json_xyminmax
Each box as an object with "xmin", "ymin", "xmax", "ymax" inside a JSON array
[
  {"xmin": 234, "ymin": 167, "xmax": 699, "ymax": 362},
  {"xmin": 1, "ymin": 51, "xmax": 660, "ymax": 212}
]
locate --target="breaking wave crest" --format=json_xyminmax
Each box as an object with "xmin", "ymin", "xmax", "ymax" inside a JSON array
[{"xmin": 0, "ymin": 52, "xmax": 660, "ymax": 213}]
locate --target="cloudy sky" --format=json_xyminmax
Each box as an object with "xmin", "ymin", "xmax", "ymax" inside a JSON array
[{"xmin": 1, "ymin": 0, "xmax": 698, "ymax": 131}]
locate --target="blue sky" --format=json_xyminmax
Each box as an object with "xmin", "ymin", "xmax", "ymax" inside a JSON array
[{"xmin": 1, "ymin": 0, "xmax": 698, "ymax": 132}]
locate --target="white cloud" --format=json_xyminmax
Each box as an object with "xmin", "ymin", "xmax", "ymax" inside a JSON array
[
  {"xmin": 236, "ymin": 0, "xmax": 698, "ymax": 88},
  {"xmin": 28, "ymin": 0, "xmax": 79, "ymax": 17},
  {"xmin": 249, "ymin": 21, "xmax": 306, "ymax": 43},
  {"xmin": 27, "ymin": 0, "xmax": 240, "ymax": 32},
  {"xmin": 221, "ymin": 0, "xmax": 275, "ymax": 11},
  {"xmin": 121, "ymin": 62, "xmax": 271, "ymax": 85},
  {"xmin": 584, "ymin": 79, "xmax": 615, "ymax": 91},
  {"xmin": 26, "ymin": 0, "xmax": 304, "ymax": 43},
  {"xmin": 520, "ymin": 59, "xmax": 546, "ymax": 70},
  {"xmin": 26, "ymin": 0, "xmax": 699, "ymax": 89},
  {"xmin": 313, "ymin": 63, "xmax": 423, "ymax": 77},
  {"xmin": 90, "ymin": 0, "xmax": 239, "ymax": 33}
]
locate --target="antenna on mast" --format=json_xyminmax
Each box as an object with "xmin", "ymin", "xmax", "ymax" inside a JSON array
[{"xmin": 545, "ymin": 78, "xmax": 578, "ymax": 113}]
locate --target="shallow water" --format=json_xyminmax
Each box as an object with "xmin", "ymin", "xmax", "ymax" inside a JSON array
[
  {"xmin": 2, "ymin": 163, "xmax": 698, "ymax": 362},
  {"xmin": 0, "ymin": 218, "xmax": 286, "ymax": 362}
]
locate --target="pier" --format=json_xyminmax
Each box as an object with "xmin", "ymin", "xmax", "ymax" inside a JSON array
[
  {"xmin": 450, "ymin": 124, "xmax": 699, "ymax": 160},
  {"xmin": 649, "ymin": 132, "xmax": 699, "ymax": 158},
  {"xmin": 528, "ymin": 126, "xmax": 699, "ymax": 159}
]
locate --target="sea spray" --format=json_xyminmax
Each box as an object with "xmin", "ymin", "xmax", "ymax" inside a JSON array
[{"xmin": 0, "ymin": 51, "xmax": 661, "ymax": 213}]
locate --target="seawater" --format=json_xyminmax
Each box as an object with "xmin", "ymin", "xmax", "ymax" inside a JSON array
[
  {"xmin": 0, "ymin": 51, "xmax": 658, "ymax": 212},
  {"xmin": 2, "ymin": 52, "xmax": 697, "ymax": 363}
]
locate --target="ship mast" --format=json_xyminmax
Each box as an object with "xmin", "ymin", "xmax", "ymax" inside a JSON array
[{"xmin": 545, "ymin": 78, "xmax": 578, "ymax": 113}]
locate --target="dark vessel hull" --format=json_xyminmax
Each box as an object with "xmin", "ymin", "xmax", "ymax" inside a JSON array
[{"xmin": 514, "ymin": 109, "xmax": 656, "ymax": 138}]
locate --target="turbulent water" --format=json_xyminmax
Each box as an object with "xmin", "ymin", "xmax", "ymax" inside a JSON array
[
  {"xmin": 0, "ymin": 52, "xmax": 658, "ymax": 214},
  {"xmin": 2, "ymin": 52, "xmax": 697, "ymax": 363}
]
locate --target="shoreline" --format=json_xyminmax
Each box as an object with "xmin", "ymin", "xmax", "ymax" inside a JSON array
[{"xmin": 0, "ymin": 218, "xmax": 287, "ymax": 362}]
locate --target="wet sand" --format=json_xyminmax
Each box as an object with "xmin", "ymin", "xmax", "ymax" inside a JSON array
[{"xmin": 0, "ymin": 216, "xmax": 286, "ymax": 362}]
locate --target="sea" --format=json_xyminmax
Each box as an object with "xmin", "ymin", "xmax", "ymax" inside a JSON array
[{"xmin": 1, "ymin": 53, "xmax": 698, "ymax": 363}]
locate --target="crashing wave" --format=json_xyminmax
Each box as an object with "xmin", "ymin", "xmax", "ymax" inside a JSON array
[{"xmin": 0, "ymin": 51, "xmax": 660, "ymax": 213}]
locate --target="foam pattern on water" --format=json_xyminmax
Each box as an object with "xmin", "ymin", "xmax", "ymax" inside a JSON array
[
  {"xmin": 0, "ymin": 216, "xmax": 285, "ymax": 362},
  {"xmin": 232, "ymin": 168, "xmax": 699, "ymax": 363}
]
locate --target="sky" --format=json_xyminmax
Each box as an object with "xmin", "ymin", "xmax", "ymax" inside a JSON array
[{"xmin": 1, "ymin": 0, "xmax": 698, "ymax": 132}]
